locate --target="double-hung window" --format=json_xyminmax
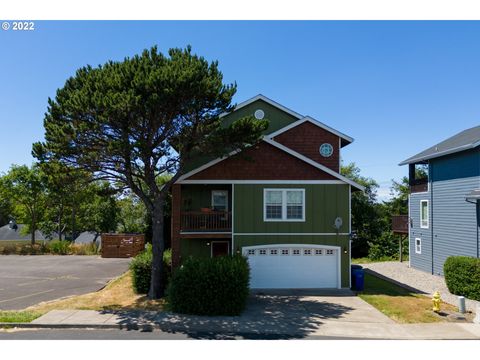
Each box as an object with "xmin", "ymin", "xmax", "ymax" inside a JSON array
[
  {"xmin": 264, "ymin": 189, "xmax": 305, "ymax": 222},
  {"xmin": 211, "ymin": 190, "xmax": 228, "ymax": 211},
  {"xmin": 420, "ymin": 200, "xmax": 428, "ymax": 228}
]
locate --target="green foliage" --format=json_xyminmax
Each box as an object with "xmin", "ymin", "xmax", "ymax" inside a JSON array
[
  {"xmin": 168, "ymin": 256, "xmax": 250, "ymax": 316},
  {"xmin": 0, "ymin": 164, "xmax": 47, "ymax": 244},
  {"xmin": 48, "ymin": 240, "xmax": 71, "ymax": 255},
  {"xmin": 117, "ymin": 194, "xmax": 148, "ymax": 234},
  {"xmin": 130, "ymin": 244, "xmax": 172, "ymax": 294},
  {"xmin": 367, "ymin": 232, "xmax": 408, "ymax": 260},
  {"xmin": 341, "ymin": 163, "xmax": 384, "ymax": 258},
  {"xmin": 444, "ymin": 256, "xmax": 480, "ymax": 301}
]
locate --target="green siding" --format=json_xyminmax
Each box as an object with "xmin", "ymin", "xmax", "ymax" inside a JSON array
[
  {"xmin": 233, "ymin": 235, "xmax": 350, "ymax": 288},
  {"xmin": 233, "ymin": 184, "xmax": 350, "ymax": 234},
  {"xmin": 180, "ymin": 238, "xmax": 212, "ymax": 259},
  {"xmin": 222, "ymin": 99, "xmax": 299, "ymax": 136},
  {"xmin": 181, "ymin": 184, "xmax": 231, "ymax": 211},
  {"xmin": 183, "ymin": 99, "xmax": 300, "ymax": 172}
]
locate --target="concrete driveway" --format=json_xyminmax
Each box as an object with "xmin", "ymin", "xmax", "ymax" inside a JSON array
[{"xmin": 0, "ymin": 255, "xmax": 130, "ymax": 310}]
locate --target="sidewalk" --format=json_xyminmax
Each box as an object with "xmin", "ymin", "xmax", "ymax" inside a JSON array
[{"xmin": 7, "ymin": 309, "xmax": 477, "ymax": 339}]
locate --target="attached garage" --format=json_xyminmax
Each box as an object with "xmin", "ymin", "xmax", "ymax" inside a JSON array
[{"xmin": 243, "ymin": 244, "xmax": 341, "ymax": 289}]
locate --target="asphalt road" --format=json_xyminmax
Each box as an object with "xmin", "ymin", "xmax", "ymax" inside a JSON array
[
  {"xmin": 0, "ymin": 255, "xmax": 130, "ymax": 310},
  {"xmin": 0, "ymin": 328, "xmax": 357, "ymax": 340}
]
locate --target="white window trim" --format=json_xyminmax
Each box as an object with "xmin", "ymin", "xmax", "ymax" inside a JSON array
[
  {"xmin": 415, "ymin": 237, "xmax": 422, "ymax": 254},
  {"xmin": 263, "ymin": 188, "xmax": 306, "ymax": 222},
  {"xmin": 211, "ymin": 190, "xmax": 229, "ymax": 211},
  {"xmin": 420, "ymin": 200, "xmax": 429, "ymax": 229}
]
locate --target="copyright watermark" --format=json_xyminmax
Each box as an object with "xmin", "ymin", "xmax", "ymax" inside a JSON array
[{"xmin": 1, "ymin": 21, "xmax": 35, "ymax": 31}]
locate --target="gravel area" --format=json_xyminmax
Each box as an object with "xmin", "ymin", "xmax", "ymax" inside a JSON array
[{"xmin": 362, "ymin": 261, "xmax": 480, "ymax": 313}]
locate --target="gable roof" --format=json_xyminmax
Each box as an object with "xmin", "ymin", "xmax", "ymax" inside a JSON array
[
  {"xmin": 0, "ymin": 224, "xmax": 48, "ymax": 241},
  {"xmin": 220, "ymin": 94, "xmax": 304, "ymax": 120},
  {"xmin": 268, "ymin": 116, "xmax": 354, "ymax": 147},
  {"xmin": 399, "ymin": 125, "xmax": 480, "ymax": 165},
  {"xmin": 177, "ymin": 138, "xmax": 364, "ymax": 191}
]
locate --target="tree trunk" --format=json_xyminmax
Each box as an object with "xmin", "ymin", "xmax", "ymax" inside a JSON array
[
  {"xmin": 148, "ymin": 199, "xmax": 165, "ymax": 299},
  {"xmin": 58, "ymin": 203, "xmax": 63, "ymax": 241}
]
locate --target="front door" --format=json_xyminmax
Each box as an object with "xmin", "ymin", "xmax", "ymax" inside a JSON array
[{"xmin": 212, "ymin": 241, "xmax": 229, "ymax": 257}]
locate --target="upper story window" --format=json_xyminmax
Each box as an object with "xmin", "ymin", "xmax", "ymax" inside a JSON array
[
  {"xmin": 264, "ymin": 189, "xmax": 305, "ymax": 222},
  {"xmin": 211, "ymin": 190, "xmax": 228, "ymax": 211},
  {"xmin": 420, "ymin": 200, "xmax": 429, "ymax": 228}
]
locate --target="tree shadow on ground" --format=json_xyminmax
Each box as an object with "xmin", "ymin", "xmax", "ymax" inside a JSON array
[
  {"xmin": 363, "ymin": 270, "xmax": 428, "ymax": 296},
  {"xmin": 100, "ymin": 294, "xmax": 354, "ymax": 339}
]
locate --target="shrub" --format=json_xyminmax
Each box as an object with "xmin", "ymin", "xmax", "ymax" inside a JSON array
[
  {"xmin": 129, "ymin": 244, "xmax": 172, "ymax": 294},
  {"xmin": 367, "ymin": 232, "xmax": 408, "ymax": 261},
  {"xmin": 444, "ymin": 256, "xmax": 480, "ymax": 301},
  {"xmin": 167, "ymin": 255, "xmax": 250, "ymax": 316},
  {"xmin": 49, "ymin": 240, "xmax": 71, "ymax": 255}
]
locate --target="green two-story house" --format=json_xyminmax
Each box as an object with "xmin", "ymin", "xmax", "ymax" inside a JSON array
[{"xmin": 171, "ymin": 95, "xmax": 363, "ymax": 289}]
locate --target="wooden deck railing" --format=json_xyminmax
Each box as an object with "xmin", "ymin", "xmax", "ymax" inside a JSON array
[
  {"xmin": 181, "ymin": 211, "xmax": 232, "ymax": 232},
  {"xmin": 392, "ymin": 215, "xmax": 409, "ymax": 234}
]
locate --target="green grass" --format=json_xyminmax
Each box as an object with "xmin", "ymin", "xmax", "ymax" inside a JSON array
[
  {"xmin": 358, "ymin": 273, "xmax": 456, "ymax": 323},
  {"xmin": 0, "ymin": 311, "xmax": 42, "ymax": 323}
]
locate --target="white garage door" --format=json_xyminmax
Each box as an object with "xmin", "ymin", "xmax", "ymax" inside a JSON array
[{"xmin": 243, "ymin": 244, "xmax": 340, "ymax": 289}]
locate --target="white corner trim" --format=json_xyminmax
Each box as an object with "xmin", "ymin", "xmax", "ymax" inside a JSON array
[
  {"xmin": 263, "ymin": 138, "xmax": 365, "ymax": 191},
  {"xmin": 235, "ymin": 233, "xmax": 351, "ymax": 236},
  {"xmin": 178, "ymin": 180, "xmax": 347, "ymax": 184},
  {"xmin": 219, "ymin": 94, "xmax": 304, "ymax": 120},
  {"xmin": 267, "ymin": 116, "xmax": 354, "ymax": 145}
]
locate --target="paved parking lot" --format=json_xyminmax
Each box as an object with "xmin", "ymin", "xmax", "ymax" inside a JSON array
[{"xmin": 0, "ymin": 255, "xmax": 130, "ymax": 310}]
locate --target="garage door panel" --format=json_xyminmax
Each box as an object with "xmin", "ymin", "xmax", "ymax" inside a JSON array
[{"xmin": 244, "ymin": 245, "xmax": 339, "ymax": 289}]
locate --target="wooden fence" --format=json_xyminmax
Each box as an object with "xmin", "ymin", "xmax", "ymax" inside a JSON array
[{"xmin": 101, "ymin": 233, "xmax": 145, "ymax": 258}]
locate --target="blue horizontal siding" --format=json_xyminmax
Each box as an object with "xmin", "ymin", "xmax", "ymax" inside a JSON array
[{"xmin": 431, "ymin": 176, "xmax": 479, "ymax": 275}]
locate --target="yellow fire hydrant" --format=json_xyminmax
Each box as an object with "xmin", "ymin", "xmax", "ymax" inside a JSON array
[{"xmin": 432, "ymin": 291, "xmax": 442, "ymax": 312}]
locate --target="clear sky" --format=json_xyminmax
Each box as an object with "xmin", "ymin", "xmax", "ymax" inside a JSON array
[{"xmin": 1, "ymin": 21, "xmax": 480, "ymax": 201}]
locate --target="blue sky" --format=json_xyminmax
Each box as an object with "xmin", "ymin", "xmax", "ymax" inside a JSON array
[{"xmin": 1, "ymin": 21, "xmax": 480, "ymax": 201}]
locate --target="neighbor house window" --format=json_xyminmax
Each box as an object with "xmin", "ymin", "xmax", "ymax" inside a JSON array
[
  {"xmin": 211, "ymin": 190, "xmax": 228, "ymax": 211},
  {"xmin": 415, "ymin": 238, "xmax": 422, "ymax": 254},
  {"xmin": 420, "ymin": 200, "xmax": 428, "ymax": 228},
  {"xmin": 264, "ymin": 189, "xmax": 305, "ymax": 221}
]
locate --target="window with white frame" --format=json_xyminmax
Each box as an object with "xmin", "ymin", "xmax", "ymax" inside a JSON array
[
  {"xmin": 211, "ymin": 190, "xmax": 228, "ymax": 211},
  {"xmin": 420, "ymin": 200, "xmax": 428, "ymax": 228},
  {"xmin": 415, "ymin": 238, "xmax": 422, "ymax": 254},
  {"xmin": 264, "ymin": 189, "xmax": 305, "ymax": 221}
]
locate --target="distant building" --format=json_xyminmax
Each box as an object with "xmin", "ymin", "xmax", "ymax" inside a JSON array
[{"xmin": 0, "ymin": 223, "xmax": 48, "ymax": 242}]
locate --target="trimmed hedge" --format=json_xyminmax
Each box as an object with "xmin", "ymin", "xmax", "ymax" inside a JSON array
[
  {"xmin": 444, "ymin": 256, "xmax": 480, "ymax": 301},
  {"xmin": 129, "ymin": 244, "xmax": 172, "ymax": 294},
  {"xmin": 168, "ymin": 256, "xmax": 250, "ymax": 316}
]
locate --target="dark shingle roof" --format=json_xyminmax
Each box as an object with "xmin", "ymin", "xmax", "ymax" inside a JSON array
[{"xmin": 399, "ymin": 125, "xmax": 480, "ymax": 165}]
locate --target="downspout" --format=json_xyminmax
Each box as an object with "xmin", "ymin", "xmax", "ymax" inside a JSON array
[{"xmin": 430, "ymin": 162, "xmax": 434, "ymax": 275}]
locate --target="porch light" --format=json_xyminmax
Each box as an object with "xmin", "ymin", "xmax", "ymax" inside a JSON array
[{"xmin": 343, "ymin": 246, "xmax": 348, "ymax": 254}]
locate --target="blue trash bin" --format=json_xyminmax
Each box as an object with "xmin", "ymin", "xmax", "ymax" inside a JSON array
[{"xmin": 351, "ymin": 265, "xmax": 364, "ymax": 291}]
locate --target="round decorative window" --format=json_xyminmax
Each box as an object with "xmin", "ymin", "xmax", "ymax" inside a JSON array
[
  {"xmin": 319, "ymin": 143, "xmax": 334, "ymax": 157},
  {"xmin": 254, "ymin": 109, "xmax": 265, "ymax": 120}
]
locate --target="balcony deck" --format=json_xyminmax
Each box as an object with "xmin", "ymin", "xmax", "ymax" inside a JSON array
[
  {"xmin": 180, "ymin": 211, "xmax": 232, "ymax": 233},
  {"xmin": 392, "ymin": 215, "xmax": 409, "ymax": 234}
]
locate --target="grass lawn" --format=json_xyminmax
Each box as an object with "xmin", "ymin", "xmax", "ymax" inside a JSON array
[
  {"xmin": 359, "ymin": 272, "xmax": 457, "ymax": 323},
  {"xmin": 26, "ymin": 271, "xmax": 165, "ymax": 313},
  {"xmin": 0, "ymin": 311, "xmax": 42, "ymax": 323}
]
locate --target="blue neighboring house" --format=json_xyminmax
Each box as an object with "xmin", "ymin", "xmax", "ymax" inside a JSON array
[{"xmin": 399, "ymin": 126, "xmax": 480, "ymax": 275}]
